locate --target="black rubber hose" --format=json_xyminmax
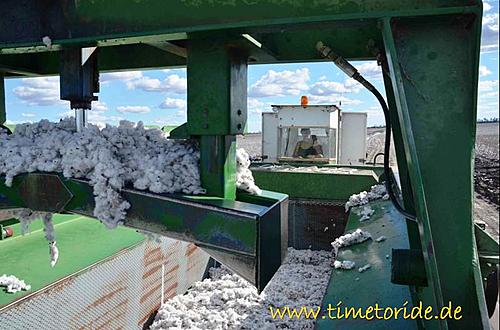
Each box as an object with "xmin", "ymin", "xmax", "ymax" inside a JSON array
[
  {"xmin": 354, "ymin": 73, "xmax": 417, "ymax": 222},
  {"xmin": 372, "ymin": 152, "xmax": 385, "ymax": 165},
  {"xmin": 316, "ymin": 41, "xmax": 417, "ymax": 222}
]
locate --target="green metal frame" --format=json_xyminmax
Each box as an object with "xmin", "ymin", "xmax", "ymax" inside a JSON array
[
  {"xmin": 0, "ymin": 173, "xmax": 288, "ymax": 291},
  {"xmin": 0, "ymin": 74, "xmax": 5, "ymax": 124},
  {"xmin": 251, "ymin": 166, "xmax": 384, "ymax": 200},
  {"xmin": 381, "ymin": 12, "xmax": 488, "ymax": 328},
  {"xmin": 1, "ymin": 0, "xmax": 496, "ymax": 327}
]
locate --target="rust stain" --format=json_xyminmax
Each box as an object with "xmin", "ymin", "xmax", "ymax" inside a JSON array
[
  {"xmin": 140, "ymin": 281, "xmax": 178, "ymax": 305},
  {"xmin": 142, "ymin": 263, "xmax": 162, "ymax": 279},
  {"xmin": 88, "ymin": 286, "xmax": 126, "ymax": 309},
  {"xmin": 144, "ymin": 251, "xmax": 164, "ymax": 267},
  {"xmin": 80, "ymin": 299, "xmax": 129, "ymax": 330},
  {"xmin": 140, "ymin": 281, "xmax": 163, "ymax": 304},
  {"xmin": 185, "ymin": 243, "xmax": 198, "ymax": 257},
  {"xmin": 143, "ymin": 263, "xmax": 180, "ymax": 280},
  {"xmin": 144, "ymin": 246, "xmax": 161, "ymax": 258},
  {"xmin": 166, "ymin": 264, "xmax": 179, "ymax": 276},
  {"xmin": 164, "ymin": 282, "xmax": 178, "ymax": 298},
  {"xmin": 48, "ymin": 275, "xmax": 77, "ymax": 294},
  {"xmin": 138, "ymin": 303, "xmax": 161, "ymax": 326},
  {"xmin": 95, "ymin": 311, "xmax": 126, "ymax": 330}
]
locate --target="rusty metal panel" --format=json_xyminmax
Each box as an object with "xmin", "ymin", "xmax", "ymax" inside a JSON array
[{"xmin": 0, "ymin": 238, "xmax": 210, "ymax": 330}]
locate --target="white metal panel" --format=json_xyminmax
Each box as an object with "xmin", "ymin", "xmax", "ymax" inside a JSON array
[
  {"xmin": 262, "ymin": 112, "xmax": 279, "ymax": 162},
  {"xmin": 272, "ymin": 106, "xmax": 334, "ymax": 128},
  {"xmin": 339, "ymin": 112, "xmax": 367, "ymax": 165},
  {"xmin": 329, "ymin": 109, "xmax": 340, "ymax": 130}
]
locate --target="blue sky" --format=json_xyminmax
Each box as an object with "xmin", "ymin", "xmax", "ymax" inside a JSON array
[{"xmin": 4, "ymin": 2, "xmax": 499, "ymax": 133}]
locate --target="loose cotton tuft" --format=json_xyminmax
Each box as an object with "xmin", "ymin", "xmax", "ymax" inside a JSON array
[
  {"xmin": 236, "ymin": 148, "xmax": 262, "ymax": 195},
  {"xmin": 344, "ymin": 183, "xmax": 389, "ymax": 211},
  {"xmin": 331, "ymin": 228, "xmax": 372, "ymax": 257},
  {"xmin": 0, "ymin": 274, "xmax": 31, "ymax": 294}
]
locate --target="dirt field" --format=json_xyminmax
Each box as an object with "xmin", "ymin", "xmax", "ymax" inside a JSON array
[{"xmin": 238, "ymin": 122, "xmax": 499, "ymax": 240}]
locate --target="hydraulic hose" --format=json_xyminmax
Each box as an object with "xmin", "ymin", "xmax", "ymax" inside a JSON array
[{"xmin": 316, "ymin": 41, "xmax": 417, "ymax": 222}]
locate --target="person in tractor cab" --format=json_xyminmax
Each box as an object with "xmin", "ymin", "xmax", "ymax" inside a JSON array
[{"xmin": 293, "ymin": 128, "xmax": 324, "ymax": 158}]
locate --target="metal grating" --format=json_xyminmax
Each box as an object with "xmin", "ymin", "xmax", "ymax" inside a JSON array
[
  {"xmin": 0, "ymin": 237, "xmax": 210, "ymax": 330},
  {"xmin": 288, "ymin": 199, "xmax": 348, "ymax": 250}
]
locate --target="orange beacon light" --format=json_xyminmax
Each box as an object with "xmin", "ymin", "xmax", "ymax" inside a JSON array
[{"xmin": 300, "ymin": 95, "xmax": 308, "ymax": 107}]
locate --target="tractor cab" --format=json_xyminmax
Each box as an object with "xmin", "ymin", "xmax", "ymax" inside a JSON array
[{"xmin": 261, "ymin": 99, "xmax": 367, "ymax": 165}]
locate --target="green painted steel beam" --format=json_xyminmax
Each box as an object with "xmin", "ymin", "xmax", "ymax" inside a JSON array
[
  {"xmin": 0, "ymin": 44, "xmax": 186, "ymax": 78},
  {"xmin": 0, "ymin": 0, "xmax": 478, "ymax": 53},
  {"xmin": 0, "ymin": 2, "xmax": 482, "ymax": 76},
  {"xmin": 187, "ymin": 39, "xmax": 247, "ymax": 199},
  {"xmin": 187, "ymin": 38, "xmax": 247, "ymax": 135},
  {"xmin": 316, "ymin": 199, "xmax": 416, "ymax": 329},
  {"xmin": 0, "ymin": 74, "xmax": 5, "ymax": 124},
  {"xmin": 199, "ymin": 136, "xmax": 238, "ymax": 199},
  {"xmin": 382, "ymin": 12, "xmax": 487, "ymax": 328},
  {"xmin": 0, "ymin": 173, "xmax": 288, "ymax": 291}
]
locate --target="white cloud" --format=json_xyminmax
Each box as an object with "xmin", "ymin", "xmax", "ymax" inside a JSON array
[
  {"xmin": 101, "ymin": 71, "xmax": 143, "ymax": 82},
  {"xmin": 309, "ymin": 76, "xmax": 364, "ymax": 97},
  {"xmin": 479, "ymin": 79, "xmax": 499, "ymax": 92},
  {"xmin": 159, "ymin": 97, "xmax": 186, "ymax": 109},
  {"xmin": 249, "ymin": 68, "xmax": 310, "ymax": 97},
  {"xmin": 116, "ymin": 105, "xmax": 151, "ymax": 114},
  {"xmin": 127, "ymin": 74, "xmax": 187, "ymax": 94},
  {"xmin": 13, "ymin": 77, "xmax": 67, "ymax": 106},
  {"xmin": 484, "ymin": 2, "xmax": 492, "ymax": 12},
  {"xmin": 91, "ymin": 101, "xmax": 108, "ymax": 112},
  {"xmin": 308, "ymin": 94, "xmax": 362, "ymax": 105},
  {"xmin": 355, "ymin": 62, "xmax": 382, "ymax": 79},
  {"xmin": 479, "ymin": 65, "xmax": 492, "ymax": 77},
  {"xmin": 247, "ymin": 98, "xmax": 265, "ymax": 108},
  {"xmin": 21, "ymin": 113, "xmax": 36, "ymax": 117},
  {"xmin": 484, "ymin": 91, "xmax": 499, "ymax": 98},
  {"xmin": 309, "ymin": 80, "xmax": 362, "ymax": 95},
  {"xmin": 481, "ymin": 13, "xmax": 499, "ymax": 53}
]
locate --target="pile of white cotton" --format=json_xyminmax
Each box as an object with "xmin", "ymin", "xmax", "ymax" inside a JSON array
[
  {"xmin": 236, "ymin": 148, "xmax": 262, "ymax": 195},
  {"xmin": 333, "ymin": 260, "xmax": 356, "ymax": 270},
  {"xmin": 344, "ymin": 183, "xmax": 389, "ymax": 211},
  {"xmin": 357, "ymin": 205, "xmax": 375, "ymax": 222},
  {"xmin": 0, "ymin": 119, "xmax": 204, "ymax": 229},
  {"xmin": 150, "ymin": 248, "xmax": 331, "ymax": 330},
  {"xmin": 331, "ymin": 228, "xmax": 372, "ymax": 257},
  {"xmin": 0, "ymin": 274, "xmax": 31, "ymax": 294}
]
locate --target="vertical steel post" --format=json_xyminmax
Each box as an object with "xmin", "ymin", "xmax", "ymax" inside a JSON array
[
  {"xmin": 187, "ymin": 38, "xmax": 248, "ymax": 199},
  {"xmin": 382, "ymin": 12, "xmax": 488, "ymax": 328},
  {"xmin": 0, "ymin": 74, "xmax": 5, "ymax": 124}
]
